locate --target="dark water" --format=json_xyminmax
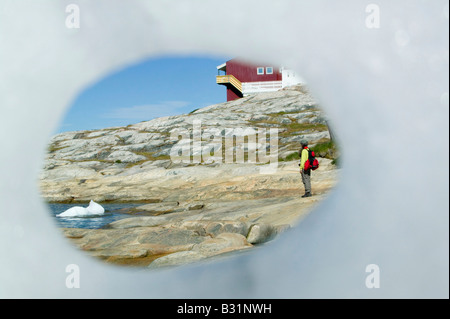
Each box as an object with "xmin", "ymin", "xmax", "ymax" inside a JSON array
[{"xmin": 47, "ymin": 203, "xmax": 142, "ymax": 229}]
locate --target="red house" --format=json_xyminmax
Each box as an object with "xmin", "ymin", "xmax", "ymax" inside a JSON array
[{"xmin": 216, "ymin": 58, "xmax": 303, "ymax": 101}]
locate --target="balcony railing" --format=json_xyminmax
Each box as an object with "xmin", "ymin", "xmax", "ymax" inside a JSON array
[
  {"xmin": 216, "ymin": 75, "xmax": 242, "ymax": 93},
  {"xmin": 242, "ymin": 81, "xmax": 283, "ymax": 95},
  {"xmin": 217, "ymin": 76, "xmax": 283, "ymax": 96}
]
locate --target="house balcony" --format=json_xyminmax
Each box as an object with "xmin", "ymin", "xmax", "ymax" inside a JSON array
[{"xmin": 216, "ymin": 75, "xmax": 242, "ymax": 93}]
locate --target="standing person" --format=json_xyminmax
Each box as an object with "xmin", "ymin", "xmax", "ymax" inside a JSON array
[{"xmin": 299, "ymin": 139, "xmax": 312, "ymax": 198}]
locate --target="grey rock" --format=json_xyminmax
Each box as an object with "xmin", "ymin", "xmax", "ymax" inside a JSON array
[
  {"xmin": 148, "ymin": 251, "xmax": 206, "ymax": 268},
  {"xmin": 105, "ymin": 216, "xmax": 169, "ymax": 229},
  {"xmin": 188, "ymin": 203, "xmax": 205, "ymax": 210},
  {"xmin": 49, "ymin": 131, "xmax": 80, "ymax": 143},
  {"xmin": 179, "ymin": 220, "xmax": 250, "ymax": 237},
  {"xmin": 85, "ymin": 130, "xmax": 111, "ymax": 139},
  {"xmin": 125, "ymin": 132, "xmax": 163, "ymax": 144},
  {"xmin": 280, "ymin": 131, "xmax": 330, "ymax": 144},
  {"xmin": 138, "ymin": 228, "xmax": 207, "ymax": 246},
  {"xmin": 192, "ymin": 233, "xmax": 251, "ymax": 256},
  {"xmin": 106, "ymin": 150, "xmax": 147, "ymax": 163},
  {"xmin": 90, "ymin": 248, "xmax": 149, "ymax": 259},
  {"xmin": 136, "ymin": 202, "xmax": 180, "ymax": 215},
  {"xmin": 149, "ymin": 233, "xmax": 252, "ymax": 268},
  {"xmin": 40, "ymin": 165, "xmax": 98, "ymax": 181},
  {"xmin": 246, "ymin": 223, "xmax": 277, "ymax": 244}
]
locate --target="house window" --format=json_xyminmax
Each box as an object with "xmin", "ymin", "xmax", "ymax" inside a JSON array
[
  {"xmin": 266, "ymin": 67, "xmax": 273, "ymax": 74},
  {"xmin": 257, "ymin": 67, "xmax": 264, "ymax": 75}
]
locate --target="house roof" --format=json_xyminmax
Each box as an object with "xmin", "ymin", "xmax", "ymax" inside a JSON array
[{"xmin": 216, "ymin": 63, "xmax": 226, "ymax": 71}]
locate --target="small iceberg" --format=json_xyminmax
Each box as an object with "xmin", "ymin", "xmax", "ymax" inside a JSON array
[{"xmin": 57, "ymin": 200, "xmax": 105, "ymax": 217}]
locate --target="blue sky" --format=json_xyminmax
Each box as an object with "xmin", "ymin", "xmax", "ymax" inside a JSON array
[{"xmin": 58, "ymin": 55, "xmax": 231, "ymax": 133}]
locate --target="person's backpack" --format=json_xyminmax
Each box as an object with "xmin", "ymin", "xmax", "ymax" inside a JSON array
[{"xmin": 304, "ymin": 148, "xmax": 319, "ymax": 171}]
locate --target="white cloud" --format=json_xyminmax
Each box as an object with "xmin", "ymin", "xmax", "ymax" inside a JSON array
[{"xmin": 103, "ymin": 100, "xmax": 191, "ymax": 120}]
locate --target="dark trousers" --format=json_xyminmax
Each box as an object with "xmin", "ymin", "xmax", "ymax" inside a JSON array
[{"xmin": 301, "ymin": 169, "xmax": 311, "ymax": 194}]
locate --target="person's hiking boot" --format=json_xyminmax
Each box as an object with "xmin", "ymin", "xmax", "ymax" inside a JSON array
[{"xmin": 302, "ymin": 192, "xmax": 312, "ymax": 198}]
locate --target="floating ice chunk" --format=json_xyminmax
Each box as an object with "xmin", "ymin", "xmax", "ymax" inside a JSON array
[
  {"xmin": 57, "ymin": 200, "xmax": 105, "ymax": 217},
  {"xmin": 57, "ymin": 206, "xmax": 88, "ymax": 217},
  {"xmin": 86, "ymin": 200, "xmax": 105, "ymax": 215}
]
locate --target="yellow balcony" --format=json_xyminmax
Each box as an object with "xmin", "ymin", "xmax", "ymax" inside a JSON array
[{"xmin": 216, "ymin": 75, "xmax": 242, "ymax": 93}]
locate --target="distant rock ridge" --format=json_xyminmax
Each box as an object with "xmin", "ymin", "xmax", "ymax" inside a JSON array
[{"xmin": 40, "ymin": 85, "xmax": 334, "ymax": 204}]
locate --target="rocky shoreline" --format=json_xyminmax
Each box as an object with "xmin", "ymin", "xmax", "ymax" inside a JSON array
[
  {"xmin": 59, "ymin": 158, "xmax": 337, "ymax": 268},
  {"xmin": 41, "ymin": 86, "xmax": 339, "ymax": 268}
]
